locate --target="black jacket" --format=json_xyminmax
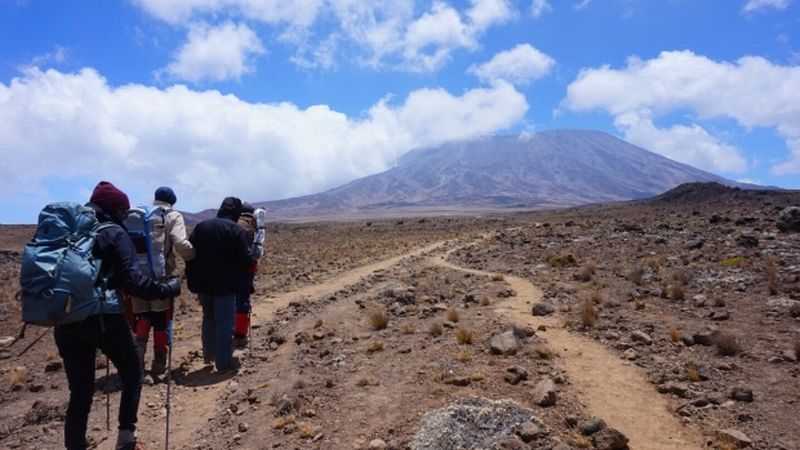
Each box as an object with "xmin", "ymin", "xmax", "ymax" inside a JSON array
[
  {"xmin": 186, "ymin": 198, "xmax": 256, "ymax": 296},
  {"xmin": 88, "ymin": 203, "xmax": 170, "ymax": 300}
]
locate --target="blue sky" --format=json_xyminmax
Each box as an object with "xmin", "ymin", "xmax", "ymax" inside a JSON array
[{"xmin": 1, "ymin": 0, "xmax": 798, "ymax": 223}]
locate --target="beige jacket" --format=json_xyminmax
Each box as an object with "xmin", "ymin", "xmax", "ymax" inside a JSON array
[{"xmin": 132, "ymin": 200, "xmax": 194, "ymax": 313}]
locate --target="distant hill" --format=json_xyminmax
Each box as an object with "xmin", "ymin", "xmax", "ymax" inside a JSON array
[
  {"xmin": 185, "ymin": 129, "xmax": 756, "ymax": 222},
  {"xmin": 647, "ymin": 181, "xmax": 800, "ymax": 208}
]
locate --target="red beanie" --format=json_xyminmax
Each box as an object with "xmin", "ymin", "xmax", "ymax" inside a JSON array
[{"xmin": 90, "ymin": 181, "xmax": 130, "ymax": 212}]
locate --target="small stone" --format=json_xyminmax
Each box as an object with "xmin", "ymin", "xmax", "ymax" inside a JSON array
[
  {"xmin": 591, "ymin": 427, "xmax": 629, "ymax": 450},
  {"xmin": 0, "ymin": 351, "xmax": 11, "ymax": 360},
  {"xmin": 531, "ymin": 303, "xmax": 555, "ymax": 316},
  {"xmin": 710, "ymin": 310, "xmax": 730, "ymax": 321},
  {"xmin": 728, "ymin": 387, "xmax": 754, "ymax": 403},
  {"xmin": 504, "ymin": 366, "xmax": 528, "ymax": 385},
  {"xmin": 630, "ymin": 330, "xmax": 653, "ymax": 345},
  {"xmin": 532, "ymin": 378, "xmax": 557, "ymax": 407},
  {"xmin": 490, "ymin": 331, "xmax": 519, "ymax": 355},
  {"xmin": 578, "ymin": 417, "xmax": 607, "ymax": 436},
  {"xmin": 518, "ymin": 420, "xmax": 545, "ymax": 442},
  {"xmin": 443, "ymin": 376, "xmax": 471, "ymax": 387},
  {"xmin": 718, "ymin": 429, "xmax": 752, "ymax": 448},
  {"xmin": 491, "ymin": 438, "xmax": 527, "ymax": 450},
  {"xmin": 657, "ymin": 382, "xmax": 689, "ymax": 398},
  {"xmin": 622, "ymin": 349, "xmax": 637, "ymax": 360},
  {"xmin": 693, "ymin": 330, "xmax": 719, "ymax": 346},
  {"xmin": 368, "ymin": 438, "xmax": 387, "ymax": 449},
  {"xmin": 238, "ymin": 422, "xmax": 249, "ymax": 433}
]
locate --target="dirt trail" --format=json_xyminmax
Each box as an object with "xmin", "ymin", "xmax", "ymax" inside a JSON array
[
  {"xmin": 433, "ymin": 255, "xmax": 705, "ymax": 450},
  {"xmin": 128, "ymin": 240, "xmax": 452, "ymax": 450}
]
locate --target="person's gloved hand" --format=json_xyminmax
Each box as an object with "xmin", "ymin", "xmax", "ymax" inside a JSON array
[{"xmin": 161, "ymin": 276, "xmax": 181, "ymax": 299}]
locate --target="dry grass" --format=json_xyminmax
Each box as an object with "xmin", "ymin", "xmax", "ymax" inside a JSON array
[
  {"xmin": 7, "ymin": 366, "xmax": 29, "ymax": 386},
  {"xmin": 298, "ymin": 424, "xmax": 316, "ymax": 439},
  {"xmin": 669, "ymin": 323, "xmax": 681, "ymax": 343},
  {"xmin": 575, "ymin": 266, "xmax": 593, "ymax": 282},
  {"xmin": 533, "ymin": 344, "xmax": 556, "ymax": 359},
  {"xmin": 547, "ymin": 254, "xmax": 578, "ymax": 268},
  {"xmin": 400, "ymin": 323, "xmax": 415, "ymax": 334},
  {"xmin": 470, "ymin": 372, "xmax": 485, "ymax": 382},
  {"xmin": 686, "ymin": 362, "xmax": 701, "ymax": 382},
  {"xmin": 765, "ymin": 256, "xmax": 779, "ymax": 295},
  {"xmin": 456, "ymin": 350, "xmax": 472, "ymax": 362},
  {"xmin": 669, "ymin": 284, "xmax": 685, "ymax": 301},
  {"xmin": 429, "ymin": 322, "xmax": 444, "ymax": 337},
  {"xmin": 491, "ymin": 274, "xmax": 505, "ymax": 281},
  {"xmin": 444, "ymin": 308, "xmax": 460, "ymax": 323},
  {"xmin": 672, "ymin": 268, "xmax": 692, "ymax": 286},
  {"xmin": 571, "ymin": 431, "xmax": 592, "ymax": 448},
  {"xmin": 366, "ymin": 341, "xmax": 385, "ymax": 353},
  {"xmin": 273, "ymin": 415, "xmax": 296, "ymax": 430},
  {"xmin": 721, "ymin": 256, "xmax": 746, "ymax": 267},
  {"xmin": 627, "ymin": 265, "xmax": 645, "ymax": 286},
  {"xmin": 713, "ymin": 296, "xmax": 727, "ymax": 307},
  {"xmin": 478, "ymin": 295, "xmax": 491, "ymax": 306},
  {"xmin": 454, "ymin": 328, "xmax": 473, "ymax": 344},
  {"xmin": 368, "ymin": 309, "xmax": 389, "ymax": 330},
  {"xmin": 716, "ymin": 332, "xmax": 741, "ymax": 356},
  {"xmin": 580, "ymin": 297, "xmax": 597, "ymax": 328},
  {"xmin": 293, "ymin": 378, "xmax": 308, "ymax": 389},
  {"xmin": 590, "ymin": 290, "xmax": 602, "ymax": 304}
]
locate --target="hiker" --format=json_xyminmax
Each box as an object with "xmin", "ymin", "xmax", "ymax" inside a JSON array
[
  {"xmin": 233, "ymin": 203, "xmax": 263, "ymax": 348},
  {"xmin": 53, "ymin": 181, "xmax": 182, "ymax": 450},
  {"xmin": 186, "ymin": 196, "xmax": 256, "ymax": 371},
  {"xmin": 130, "ymin": 186, "xmax": 195, "ymax": 375}
]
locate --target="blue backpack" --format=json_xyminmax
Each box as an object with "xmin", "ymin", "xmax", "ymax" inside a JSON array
[
  {"xmin": 123, "ymin": 205, "xmax": 167, "ymax": 280},
  {"xmin": 19, "ymin": 202, "xmax": 114, "ymax": 326}
]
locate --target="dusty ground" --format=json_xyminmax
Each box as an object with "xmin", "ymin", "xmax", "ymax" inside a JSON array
[{"xmin": 1, "ymin": 185, "xmax": 799, "ymax": 450}]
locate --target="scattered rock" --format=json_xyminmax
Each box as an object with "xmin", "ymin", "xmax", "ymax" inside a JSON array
[
  {"xmin": 442, "ymin": 376, "xmax": 472, "ymax": 387},
  {"xmin": 777, "ymin": 206, "xmax": 800, "ymax": 232},
  {"xmin": 504, "ymin": 366, "xmax": 528, "ymax": 385},
  {"xmin": 517, "ymin": 419, "xmax": 546, "ymax": 442},
  {"xmin": 490, "ymin": 331, "xmax": 519, "ymax": 355},
  {"xmin": 719, "ymin": 429, "xmax": 752, "ymax": 448},
  {"xmin": 44, "ymin": 361, "xmax": 63, "ymax": 373},
  {"xmin": 710, "ymin": 310, "xmax": 730, "ymax": 321},
  {"xmin": 591, "ymin": 427, "xmax": 629, "ymax": 450},
  {"xmin": 735, "ymin": 235, "xmax": 759, "ymax": 248},
  {"xmin": 369, "ymin": 438, "xmax": 387, "ymax": 449},
  {"xmin": 728, "ymin": 387, "xmax": 754, "ymax": 403},
  {"xmin": 409, "ymin": 397, "xmax": 535, "ymax": 450},
  {"xmin": 491, "ymin": 438, "xmax": 528, "ymax": 450},
  {"xmin": 532, "ymin": 378, "xmax": 557, "ymax": 407},
  {"xmin": 630, "ymin": 330, "xmax": 653, "ymax": 345},
  {"xmin": 578, "ymin": 417, "xmax": 607, "ymax": 436},
  {"xmin": 531, "ymin": 303, "xmax": 555, "ymax": 316},
  {"xmin": 657, "ymin": 382, "xmax": 690, "ymax": 398}
]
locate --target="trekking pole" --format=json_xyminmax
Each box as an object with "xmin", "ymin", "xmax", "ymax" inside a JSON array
[
  {"xmin": 106, "ymin": 355, "xmax": 110, "ymax": 431},
  {"xmin": 165, "ymin": 298, "xmax": 174, "ymax": 450},
  {"xmin": 16, "ymin": 326, "xmax": 49, "ymax": 357}
]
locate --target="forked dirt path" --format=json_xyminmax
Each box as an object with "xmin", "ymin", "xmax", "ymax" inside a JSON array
[
  {"xmin": 133, "ymin": 240, "xmax": 453, "ymax": 450},
  {"xmin": 433, "ymin": 253, "xmax": 705, "ymax": 450}
]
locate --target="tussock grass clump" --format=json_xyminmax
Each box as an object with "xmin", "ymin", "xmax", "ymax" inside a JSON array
[
  {"xmin": 491, "ymin": 274, "xmax": 505, "ymax": 282},
  {"xmin": 478, "ymin": 295, "xmax": 491, "ymax": 306},
  {"xmin": 429, "ymin": 322, "xmax": 444, "ymax": 337},
  {"xmin": 533, "ymin": 344, "xmax": 556, "ymax": 359},
  {"xmin": 298, "ymin": 424, "xmax": 316, "ymax": 439},
  {"xmin": 669, "ymin": 323, "xmax": 681, "ymax": 343},
  {"xmin": 590, "ymin": 290, "xmax": 602, "ymax": 304},
  {"xmin": 672, "ymin": 269, "xmax": 692, "ymax": 286},
  {"xmin": 715, "ymin": 332, "xmax": 741, "ymax": 356},
  {"xmin": 7, "ymin": 366, "xmax": 29, "ymax": 387},
  {"xmin": 686, "ymin": 362, "xmax": 701, "ymax": 382},
  {"xmin": 721, "ymin": 256, "xmax": 746, "ymax": 267},
  {"xmin": 575, "ymin": 266, "xmax": 593, "ymax": 282},
  {"xmin": 713, "ymin": 297, "xmax": 727, "ymax": 307},
  {"xmin": 571, "ymin": 431, "xmax": 591, "ymax": 448},
  {"xmin": 580, "ymin": 297, "xmax": 597, "ymax": 329},
  {"xmin": 470, "ymin": 372, "xmax": 485, "ymax": 382},
  {"xmin": 445, "ymin": 308, "xmax": 460, "ymax": 323},
  {"xmin": 273, "ymin": 415, "xmax": 296, "ymax": 429},
  {"xmin": 400, "ymin": 323, "xmax": 415, "ymax": 334},
  {"xmin": 368, "ymin": 310, "xmax": 389, "ymax": 330},
  {"xmin": 765, "ymin": 256, "xmax": 779, "ymax": 295},
  {"xmin": 456, "ymin": 350, "xmax": 471, "ymax": 363},
  {"xmin": 366, "ymin": 341, "xmax": 385, "ymax": 353},
  {"xmin": 669, "ymin": 284, "xmax": 685, "ymax": 301},
  {"xmin": 627, "ymin": 266, "xmax": 645, "ymax": 286},
  {"xmin": 547, "ymin": 254, "xmax": 578, "ymax": 268},
  {"xmin": 454, "ymin": 328, "xmax": 473, "ymax": 345}
]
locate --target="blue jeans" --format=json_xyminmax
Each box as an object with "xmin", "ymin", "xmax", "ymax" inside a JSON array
[
  {"xmin": 199, "ymin": 294, "xmax": 236, "ymax": 370},
  {"xmin": 54, "ymin": 314, "xmax": 144, "ymax": 450}
]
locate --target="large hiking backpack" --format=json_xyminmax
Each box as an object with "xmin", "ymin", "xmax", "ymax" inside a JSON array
[
  {"xmin": 124, "ymin": 205, "xmax": 167, "ymax": 280},
  {"xmin": 19, "ymin": 202, "xmax": 113, "ymax": 326}
]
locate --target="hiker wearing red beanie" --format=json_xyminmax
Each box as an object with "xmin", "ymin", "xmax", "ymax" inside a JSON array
[{"xmin": 53, "ymin": 181, "xmax": 182, "ymax": 450}]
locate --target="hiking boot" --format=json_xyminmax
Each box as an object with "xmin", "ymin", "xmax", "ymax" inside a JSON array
[
  {"xmin": 217, "ymin": 356, "xmax": 240, "ymax": 373},
  {"xmin": 203, "ymin": 354, "xmax": 214, "ymax": 366},
  {"xmin": 232, "ymin": 335, "xmax": 248, "ymax": 349},
  {"xmin": 151, "ymin": 352, "xmax": 167, "ymax": 375}
]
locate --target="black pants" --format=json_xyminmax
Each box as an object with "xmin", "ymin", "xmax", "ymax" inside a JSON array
[{"xmin": 54, "ymin": 314, "xmax": 143, "ymax": 450}]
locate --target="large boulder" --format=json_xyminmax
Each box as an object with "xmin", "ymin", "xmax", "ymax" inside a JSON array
[
  {"xmin": 409, "ymin": 397, "xmax": 535, "ymax": 450},
  {"xmin": 777, "ymin": 206, "xmax": 800, "ymax": 232}
]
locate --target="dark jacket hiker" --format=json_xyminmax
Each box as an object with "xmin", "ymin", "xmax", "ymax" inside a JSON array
[
  {"xmin": 54, "ymin": 181, "xmax": 181, "ymax": 450},
  {"xmin": 186, "ymin": 196, "xmax": 256, "ymax": 371}
]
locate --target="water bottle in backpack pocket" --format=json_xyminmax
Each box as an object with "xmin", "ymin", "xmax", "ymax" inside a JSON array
[{"xmin": 19, "ymin": 202, "xmax": 113, "ymax": 326}]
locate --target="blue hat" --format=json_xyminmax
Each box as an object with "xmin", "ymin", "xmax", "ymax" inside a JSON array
[{"xmin": 154, "ymin": 186, "xmax": 177, "ymax": 205}]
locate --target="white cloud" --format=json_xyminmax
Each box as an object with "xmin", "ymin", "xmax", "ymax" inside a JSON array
[
  {"xmin": 136, "ymin": 0, "xmax": 517, "ymax": 73},
  {"xmin": 531, "ymin": 0, "xmax": 552, "ymax": 18},
  {"xmin": 132, "ymin": 0, "xmax": 323, "ymax": 27},
  {"xmin": 469, "ymin": 43, "xmax": 555, "ymax": 85},
  {"xmin": 574, "ymin": 0, "xmax": 592, "ymax": 11},
  {"xmin": 164, "ymin": 22, "xmax": 265, "ymax": 83},
  {"xmin": 742, "ymin": 0, "xmax": 791, "ymax": 14},
  {"xmin": 564, "ymin": 50, "xmax": 800, "ymax": 174},
  {"xmin": 0, "ymin": 67, "xmax": 527, "ymax": 213}
]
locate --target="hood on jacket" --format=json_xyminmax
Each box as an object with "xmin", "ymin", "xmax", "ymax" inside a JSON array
[{"xmin": 217, "ymin": 196, "xmax": 242, "ymax": 221}]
